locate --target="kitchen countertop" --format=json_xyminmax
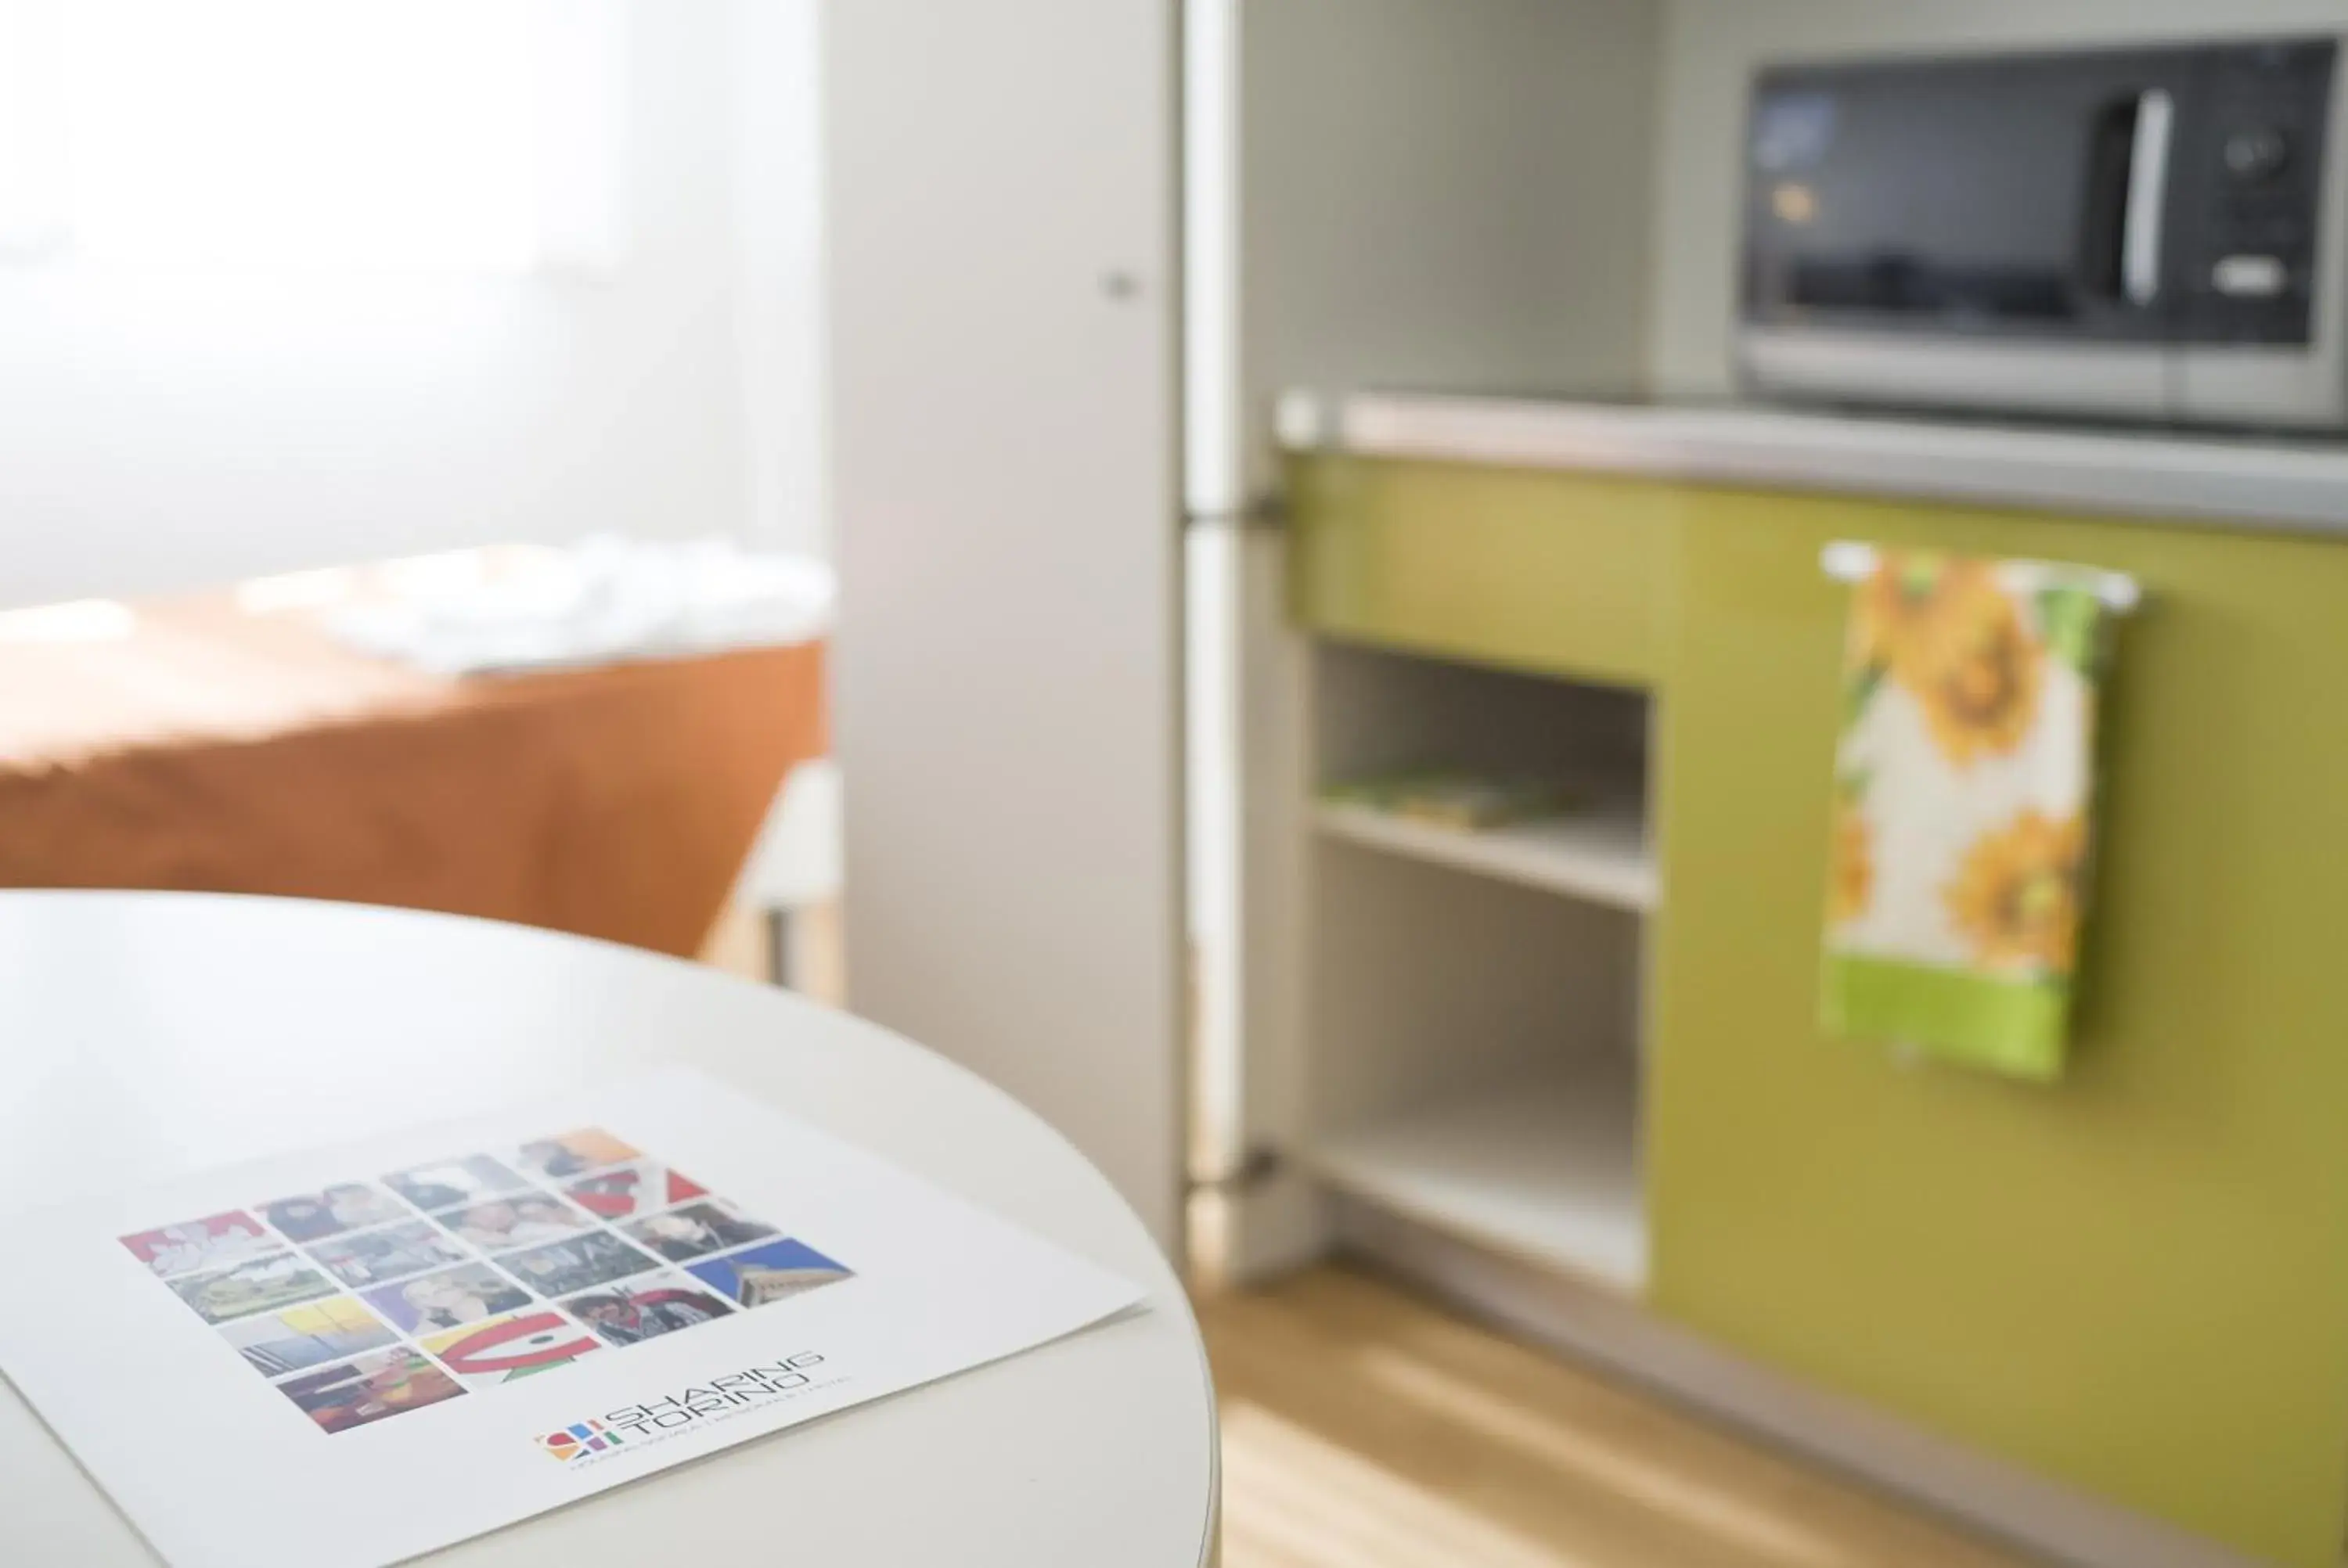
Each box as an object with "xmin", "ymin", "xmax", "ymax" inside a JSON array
[{"xmin": 1279, "ymin": 390, "xmax": 2348, "ymax": 535}]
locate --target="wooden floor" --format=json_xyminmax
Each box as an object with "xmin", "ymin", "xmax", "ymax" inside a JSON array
[{"xmin": 1200, "ymin": 1268, "xmax": 2036, "ymax": 1568}]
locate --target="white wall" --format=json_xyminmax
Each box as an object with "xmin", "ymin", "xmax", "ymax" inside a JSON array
[
  {"xmin": 1648, "ymin": 0, "xmax": 2348, "ymax": 396},
  {"xmin": 1239, "ymin": 0, "xmax": 1661, "ymax": 485},
  {"xmin": 730, "ymin": 0, "xmax": 827, "ymax": 563},
  {"xmin": 0, "ymin": 2, "xmax": 823, "ymax": 610}
]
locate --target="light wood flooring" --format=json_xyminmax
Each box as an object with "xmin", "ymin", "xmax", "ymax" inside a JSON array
[{"xmin": 1200, "ymin": 1267, "xmax": 2036, "ymax": 1568}]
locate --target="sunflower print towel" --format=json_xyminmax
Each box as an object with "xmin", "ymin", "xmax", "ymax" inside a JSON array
[{"xmin": 1822, "ymin": 552, "xmax": 2114, "ymax": 1081}]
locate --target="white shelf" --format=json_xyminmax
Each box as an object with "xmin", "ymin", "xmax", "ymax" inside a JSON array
[
  {"xmin": 1313, "ymin": 799, "xmax": 1657, "ymax": 912},
  {"xmin": 1307, "ymin": 1059, "xmax": 1645, "ymax": 1295}
]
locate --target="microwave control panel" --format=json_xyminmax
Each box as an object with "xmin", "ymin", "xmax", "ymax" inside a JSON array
[{"xmin": 2173, "ymin": 38, "xmax": 2334, "ymax": 347}]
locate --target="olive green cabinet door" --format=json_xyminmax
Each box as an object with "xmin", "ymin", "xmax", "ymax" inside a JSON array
[
  {"xmin": 1287, "ymin": 454, "xmax": 1673, "ymax": 687},
  {"xmin": 1647, "ymin": 489, "xmax": 2348, "ymax": 1567}
]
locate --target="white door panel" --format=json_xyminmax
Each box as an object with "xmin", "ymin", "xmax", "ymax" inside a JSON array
[{"xmin": 824, "ymin": 2, "xmax": 1183, "ymax": 1249}]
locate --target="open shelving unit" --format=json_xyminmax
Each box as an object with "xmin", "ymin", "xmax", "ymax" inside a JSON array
[
  {"xmin": 1312, "ymin": 793, "xmax": 1656, "ymax": 913},
  {"xmin": 1300, "ymin": 645, "xmax": 1654, "ymax": 1297},
  {"xmin": 1307, "ymin": 1053, "xmax": 1645, "ymax": 1293}
]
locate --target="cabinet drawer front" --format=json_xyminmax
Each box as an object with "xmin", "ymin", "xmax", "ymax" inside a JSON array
[{"xmin": 1287, "ymin": 455, "xmax": 1673, "ymax": 686}]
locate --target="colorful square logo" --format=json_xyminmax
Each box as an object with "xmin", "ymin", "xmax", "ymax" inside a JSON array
[{"xmin": 538, "ymin": 1418, "xmax": 625, "ymax": 1461}]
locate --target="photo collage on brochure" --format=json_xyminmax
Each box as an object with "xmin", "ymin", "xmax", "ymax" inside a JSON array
[{"xmin": 118, "ymin": 1129, "xmax": 854, "ymax": 1436}]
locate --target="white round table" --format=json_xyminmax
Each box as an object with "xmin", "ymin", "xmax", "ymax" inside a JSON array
[{"xmin": 0, "ymin": 891, "xmax": 1218, "ymax": 1566}]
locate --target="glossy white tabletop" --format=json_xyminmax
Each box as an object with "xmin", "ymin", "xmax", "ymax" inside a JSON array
[{"xmin": 0, "ymin": 891, "xmax": 1217, "ymax": 1567}]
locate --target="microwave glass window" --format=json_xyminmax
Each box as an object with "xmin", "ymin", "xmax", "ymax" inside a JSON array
[
  {"xmin": 1752, "ymin": 93, "xmax": 1836, "ymax": 174},
  {"xmin": 1745, "ymin": 53, "xmax": 2194, "ymax": 338}
]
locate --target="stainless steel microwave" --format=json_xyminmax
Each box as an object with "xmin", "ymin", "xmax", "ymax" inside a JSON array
[{"xmin": 1738, "ymin": 36, "xmax": 2348, "ymax": 430}]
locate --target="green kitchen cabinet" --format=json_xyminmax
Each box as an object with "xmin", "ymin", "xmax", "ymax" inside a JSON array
[
  {"xmin": 1288, "ymin": 454, "xmax": 1675, "ymax": 689},
  {"xmin": 1651, "ymin": 487, "xmax": 2348, "ymax": 1568},
  {"xmin": 1287, "ymin": 448, "xmax": 2348, "ymax": 1566}
]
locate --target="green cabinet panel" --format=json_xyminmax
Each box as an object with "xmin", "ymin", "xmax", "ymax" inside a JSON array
[
  {"xmin": 1651, "ymin": 487, "xmax": 2348, "ymax": 1566},
  {"xmin": 1287, "ymin": 454, "xmax": 1673, "ymax": 687}
]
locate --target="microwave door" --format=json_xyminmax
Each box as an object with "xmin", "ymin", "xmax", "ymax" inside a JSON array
[{"xmin": 1741, "ymin": 50, "xmax": 2195, "ymax": 419}]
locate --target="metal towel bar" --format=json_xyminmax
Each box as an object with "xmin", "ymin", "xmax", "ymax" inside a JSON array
[{"xmin": 1820, "ymin": 540, "xmax": 2142, "ymax": 613}]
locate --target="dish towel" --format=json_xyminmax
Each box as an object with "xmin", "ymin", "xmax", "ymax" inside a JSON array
[{"xmin": 1821, "ymin": 551, "xmax": 2117, "ymax": 1081}]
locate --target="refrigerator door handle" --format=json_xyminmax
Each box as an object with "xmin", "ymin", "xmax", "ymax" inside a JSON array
[{"xmin": 1183, "ymin": 498, "xmax": 1287, "ymax": 532}]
